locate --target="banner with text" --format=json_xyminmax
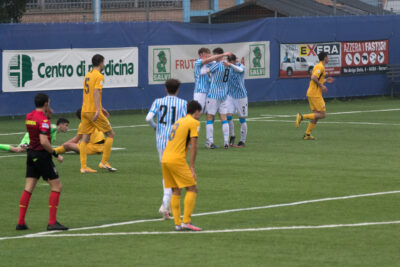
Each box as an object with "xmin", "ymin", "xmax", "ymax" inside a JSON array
[
  {"xmin": 280, "ymin": 40, "xmax": 388, "ymax": 78},
  {"xmin": 148, "ymin": 41, "xmax": 270, "ymax": 84},
  {"xmin": 2, "ymin": 47, "xmax": 138, "ymax": 92}
]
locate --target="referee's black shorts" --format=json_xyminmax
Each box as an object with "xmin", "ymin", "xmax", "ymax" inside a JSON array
[{"xmin": 26, "ymin": 149, "xmax": 59, "ymax": 180}]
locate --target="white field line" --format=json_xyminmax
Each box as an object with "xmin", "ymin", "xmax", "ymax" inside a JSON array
[
  {"xmin": 0, "ymin": 154, "xmax": 26, "ymax": 159},
  {"xmin": 250, "ymin": 119, "xmax": 400, "ymax": 126},
  {"xmin": 2, "ymin": 220, "xmax": 400, "ymax": 239},
  {"xmin": 260, "ymin": 108, "xmax": 400, "ymax": 118},
  {"xmin": 1, "ymin": 190, "xmax": 399, "ymax": 241}
]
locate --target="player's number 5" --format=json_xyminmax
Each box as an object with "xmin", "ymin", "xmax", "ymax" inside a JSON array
[
  {"xmin": 84, "ymin": 78, "xmax": 90, "ymax": 94},
  {"xmin": 168, "ymin": 123, "xmax": 180, "ymax": 141}
]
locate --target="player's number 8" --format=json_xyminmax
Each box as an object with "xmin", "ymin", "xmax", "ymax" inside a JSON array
[
  {"xmin": 168, "ymin": 123, "xmax": 180, "ymax": 141},
  {"xmin": 84, "ymin": 78, "xmax": 90, "ymax": 94},
  {"xmin": 223, "ymin": 69, "xmax": 230, "ymax": 83}
]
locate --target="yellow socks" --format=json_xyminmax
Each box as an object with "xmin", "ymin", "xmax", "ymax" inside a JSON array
[
  {"xmin": 171, "ymin": 195, "xmax": 181, "ymax": 226},
  {"xmin": 101, "ymin": 137, "xmax": 114, "ymax": 164},
  {"xmin": 306, "ymin": 122, "xmax": 316, "ymax": 135},
  {"xmin": 183, "ymin": 191, "xmax": 197, "ymax": 224},
  {"xmin": 79, "ymin": 141, "xmax": 88, "ymax": 168},
  {"xmin": 302, "ymin": 113, "xmax": 316, "ymax": 120},
  {"xmin": 54, "ymin": 146, "xmax": 66, "ymax": 154}
]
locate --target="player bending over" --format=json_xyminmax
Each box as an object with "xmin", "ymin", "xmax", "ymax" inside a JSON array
[
  {"xmin": 161, "ymin": 100, "xmax": 202, "ymax": 231},
  {"xmin": 205, "ymin": 47, "xmax": 232, "ymax": 149},
  {"xmin": 0, "ymin": 117, "xmax": 69, "ymax": 153},
  {"xmin": 296, "ymin": 52, "xmax": 334, "ymax": 140},
  {"xmin": 194, "ymin": 48, "xmax": 232, "ymax": 112},
  {"xmin": 79, "ymin": 54, "xmax": 116, "ymax": 173},
  {"xmin": 16, "ymin": 93, "xmax": 68, "ymax": 231},
  {"xmin": 224, "ymin": 54, "xmax": 248, "ymax": 147},
  {"xmin": 54, "ymin": 108, "xmax": 105, "ymax": 155},
  {"xmin": 146, "ymin": 79, "xmax": 187, "ymax": 219}
]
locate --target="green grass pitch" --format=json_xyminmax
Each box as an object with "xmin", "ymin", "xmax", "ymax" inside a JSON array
[{"xmin": 0, "ymin": 97, "xmax": 399, "ymax": 266}]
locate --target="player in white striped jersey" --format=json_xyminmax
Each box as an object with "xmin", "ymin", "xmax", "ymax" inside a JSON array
[
  {"xmin": 194, "ymin": 48, "xmax": 230, "ymax": 113},
  {"xmin": 225, "ymin": 54, "xmax": 248, "ymax": 147},
  {"xmin": 205, "ymin": 47, "xmax": 232, "ymax": 149},
  {"xmin": 146, "ymin": 79, "xmax": 187, "ymax": 219}
]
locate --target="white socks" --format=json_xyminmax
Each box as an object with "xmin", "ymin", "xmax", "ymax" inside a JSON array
[{"xmin": 206, "ymin": 120, "xmax": 214, "ymax": 144}]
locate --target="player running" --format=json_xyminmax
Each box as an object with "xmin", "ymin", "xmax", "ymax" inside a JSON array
[
  {"xmin": 225, "ymin": 54, "xmax": 248, "ymax": 147},
  {"xmin": 194, "ymin": 48, "xmax": 231, "ymax": 112},
  {"xmin": 79, "ymin": 54, "xmax": 116, "ymax": 173},
  {"xmin": 0, "ymin": 117, "xmax": 69, "ymax": 153},
  {"xmin": 296, "ymin": 52, "xmax": 334, "ymax": 140},
  {"xmin": 205, "ymin": 47, "xmax": 232, "ymax": 149},
  {"xmin": 54, "ymin": 109, "xmax": 106, "ymax": 155},
  {"xmin": 146, "ymin": 79, "xmax": 187, "ymax": 219},
  {"xmin": 161, "ymin": 100, "xmax": 202, "ymax": 231},
  {"xmin": 16, "ymin": 93, "xmax": 68, "ymax": 231}
]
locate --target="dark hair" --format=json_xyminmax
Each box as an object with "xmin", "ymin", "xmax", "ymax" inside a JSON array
[
  {"xmin": 56, "ymin": 118, "xmax": 70, "ymax": 125},
  {"xmin": 34, "ymin": 93, "xmax": 49, "ymax": 108},
  {"xmin": 165, "ymin": 78, "xmax": 181, "ymax": 94},
  {"xmin": 76, "ymin": 108, "xmax": 82, "ymax": 120},
  {"xmin": 187, "ymin": 100, "xmax": 202, "ymax": 114},
  {"xmin": 92, "ymin": 54, "xmax": 105, "ymax": 67},
  {"xmin": 318, "ymin": 52, "xmax": 328, "ymax": 61},
  {"xmin": 228, "ymin": 54, "xmax": 237, "ymax": 62},
  {"xmin": 198, "ymin": 47, "xmax": 210, "ymax": 55},
  {"xmin": 213, "ymin": 47, "xmax": 224, "ymax": 55}
]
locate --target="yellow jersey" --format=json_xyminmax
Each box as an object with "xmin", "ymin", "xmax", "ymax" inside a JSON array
[
  {"xmin": 82, "ymin": 69, "xmax": 104, "ymax": 112},
  {"xmin": 307, "ymin": 62, "xmax": 326, "ymax": 97},
  {"xmin": 162, "ymin": 115, "xmax": 200, "ymax": 163},
  {"xmin": 78, "ymin": 123, "xmax": 105, "ymax": 144}
]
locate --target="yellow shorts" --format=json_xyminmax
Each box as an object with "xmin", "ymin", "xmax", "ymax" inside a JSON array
[
  {"xmin": 78, "ymin": 112, "xmax": 112, "ymax": 134},
  {"xmin": 161, "ymin": 161, "xmax": 196, "ymax": 189},
  {"xmin": 78, "ymin": 142, "xmax": 104, "ymax": 155},
  {"xmin": 308, "ymin": 96, "xmax": 326, "ymax": 112}
]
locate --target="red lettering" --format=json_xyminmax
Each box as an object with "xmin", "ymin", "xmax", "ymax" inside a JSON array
[{"xmin": 307, "ymin": 44, "xmax": 316, "ymax": 56}]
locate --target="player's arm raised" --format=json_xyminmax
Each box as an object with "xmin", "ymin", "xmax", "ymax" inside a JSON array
[
  {"xmin": 189, "ymin": 137, "xmax": 198, "ymax": 181},
  {"xmin": 201, "ymin": 52, "xmax": 232, "ymax": 65},
  {"xmin": 40, "ymin": 134, "xmax": 63, "ymax": 163}
]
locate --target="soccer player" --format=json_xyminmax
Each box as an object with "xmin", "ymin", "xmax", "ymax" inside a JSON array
[
  {"xmin": 224, "ymin": 54, "xmax": 248, "ymax": 147},
  {"xmin": 0, "ymin": 118, "xmax": 69, "ymax": 153},
  {"xmin": 161, "ymin": 100, "xmax": 202, "ymax": 231},
  {"xmin": 205, "ymin": 47, "xmax": 232, "ymax": 149},
  {"xmin": 79, "ymin": 54, "xmax": 116, "ymax": 173},
  {"xmin": 296, "ymin": 52, "xmax": 334, "ymax": 140},
  {"xmin": 54, "ymin": 109, "xmax": 105, "ymax": 155},
  {"xmin": 194, "ymin": 48, "xmax": 231, "ymax": 112},
  {"xmin": 16, "ymin": 93, "xmax": 68, "ymax": 231},
  {"xmin": 146, "ymin": 79, "xmax": 187, "ymax": 219}
]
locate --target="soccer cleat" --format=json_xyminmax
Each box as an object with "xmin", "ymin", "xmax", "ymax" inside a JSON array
[
  {"xmin": 181, "ymin": 222, "xmax": 202, "ymax": 231},
  {"xmin": 16, "ymin": 224, "xmax": 29, "ymax": 230},
  {"xmin": 296, "ymin": 113, "xmax": 303, "ymax": 128},
  {"xmin": 303, "ymin": 134, "xmax": 315, "ymax": 140},
  {"xmin": 205, "ymin": 143, "xmax": 217, "ymax": 149},
  {"xmin": 229, "ymin": 136, "xmax": 236, "ymax": 146},
  {"xmin": 99, "ymin": 162, "xmax": 117, "ymax": 172},
  {"xmin": 47, "ymin": 221, "xmax": 68, "ymax": 231},
  {"xmin": 80, "ymin": 167, "xmax": 97, "ymax": 173},
  {"xmin": 236, "ymin": 141, "xmax": 245, "ymax": 147},
  {"xmin": 159, "ymin": 204, "xmax": 171, "ymax": 220},
  {"xmin": 174, "ymin": 225, "xmax": 184, "ymax": 231},
  {"xmin": 224, "ymin": 144, "xmax": 229, "ymax": 149}
]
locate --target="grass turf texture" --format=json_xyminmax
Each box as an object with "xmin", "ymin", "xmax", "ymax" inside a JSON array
[{"xmin": 0, "ymin": 97, "xmax": 400, "ymax": 266}]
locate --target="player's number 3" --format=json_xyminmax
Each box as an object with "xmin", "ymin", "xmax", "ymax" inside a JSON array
[
  {"xmin": 168, "ymin": 123, "xmax": 180, "ymax": 141},
  {"xmin": 84, "ymin": 78, "xmax": 90, "ymax": 94}
]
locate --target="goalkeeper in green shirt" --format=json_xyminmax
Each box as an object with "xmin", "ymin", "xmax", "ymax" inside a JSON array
[{"xmin": 0, "ymin": 118, "xmax": 69, "ymax": 153}]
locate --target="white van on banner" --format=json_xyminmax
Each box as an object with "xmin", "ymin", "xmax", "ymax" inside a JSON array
[
  {"xmin": 148, "ymin": 41, "xmax": 270, "ymax": 84},
  {"xmin": 2, "ymin": 47, "xmax": 139, "ymax": 92}
]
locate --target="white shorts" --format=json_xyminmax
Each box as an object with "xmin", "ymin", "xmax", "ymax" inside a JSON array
[
  {"xmin": 157, "ymin": 149, "xmax": 164, "ymax": 162},
  {"xmin": 194, "ymin": 93, "xmax": 207, "ymax": 113},
  {"xmin": 206, "ymin": 98, "xmax": 229, "ymax": 116},
  {"xmin": 226, "ymin": 95, "xmax": 236, "ymax": 114},
  {"xmin": 233, "ymin": 97, "xmax": 248, "ymax": 118}
]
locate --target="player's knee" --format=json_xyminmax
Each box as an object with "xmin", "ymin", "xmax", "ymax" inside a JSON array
[
  {"xmin": 187, "ymin": 185, "xmax": 198, "ymax": 193},
  {"xmin": 239, "ymin": 118, "xmax": 246, "ymax": 124},
  {"xmin": 320, "ymin": 112, "xmax": 326, "ymax": 119},
  {"xmin": 106, "ymin": 130, "xmax": 115, "ymax": 138},
  {"xmin": 172, "ymin": 188, "xmax": 181, "ymax": 195}
]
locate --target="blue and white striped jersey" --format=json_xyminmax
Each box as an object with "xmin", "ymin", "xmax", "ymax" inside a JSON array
[
  {"xmin": 194, "ymin": 59, "xmax": 211, "ymax": 94},
  {"xmin": 149, "ymin": 96, "xmax": 187, "ymax": 150},
  {"xmin": 208, "ymin": 61, "xmax": 229, "ymax": 100},
  {"xmin": 228, "ymin": 63, "xmax": 247, "ymax": 99}
]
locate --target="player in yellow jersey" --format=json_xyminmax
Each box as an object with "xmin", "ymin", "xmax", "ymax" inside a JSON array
[
  {"xmin": 161, "ymin": 100, "xmax": 202, "ymax": 231},
  {"xmin": 54, "ymin": 109, "xmax": 105, "ymax": 155},
  {"xmin": 78, "ymin": 54, "xmax": 116, "ymax": 173},
  {"xmin": 296, "ymin": 52, "xmax": 334, "ymax": 140}
]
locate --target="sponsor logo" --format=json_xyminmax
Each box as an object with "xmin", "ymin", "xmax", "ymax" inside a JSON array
[
  {"xmin": 8, "ymin": 54, "xmax": 33, "ymax": 88},
  {"xmin": 249, "ymin": 44, "xmax": 265, "ymax": 76},
  {"xmin": 153, "ymin": 48, "xmax": 171, "ymax": 81}
]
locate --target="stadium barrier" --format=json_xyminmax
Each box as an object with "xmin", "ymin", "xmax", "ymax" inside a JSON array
[{"xmin": 0, "ymin": 15, "xmax": 399, "ymax": 116}]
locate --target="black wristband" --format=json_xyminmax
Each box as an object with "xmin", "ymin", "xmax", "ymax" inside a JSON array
[{"xmin": 52, "ymin": 151, "xmax": 59, "ymax": 158}]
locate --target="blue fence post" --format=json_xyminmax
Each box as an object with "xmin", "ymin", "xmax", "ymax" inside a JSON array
[{"xmin": 183, "ymin": 0, "xmax": 190, "ymax": 23}]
